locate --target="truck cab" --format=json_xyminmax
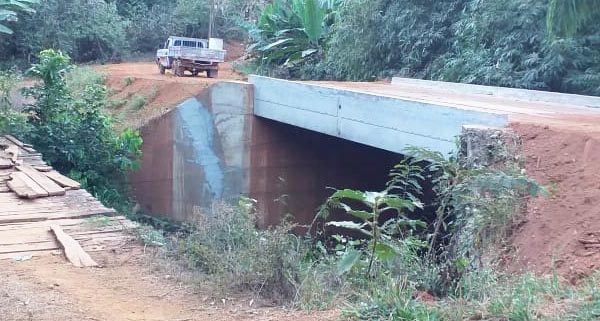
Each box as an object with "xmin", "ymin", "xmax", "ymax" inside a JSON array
[{"xmin": 156, "ymin": 36, "xmax": 226, "ymax": 78}]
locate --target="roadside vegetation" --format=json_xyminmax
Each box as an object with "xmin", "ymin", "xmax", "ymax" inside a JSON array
[
  {"xmin": 1, "ymin": 1, "xmax": 600, "ymax": 320},
  {"xmin": 0, "ymin": 0, "xmax": 264, "ymax": 64},
  {"xmin": 244, "ymin": 0, "xmax": 600, "ymax": 96},
  {"xmin": 139, "ymin": 146, "xmax": 600, "ymax": 320},
  {"xmin": 0, "ymin": 49, "xmax": 142, "ymax": 213}
]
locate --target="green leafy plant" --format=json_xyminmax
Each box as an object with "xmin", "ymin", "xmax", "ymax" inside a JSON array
[
  {"xmin": 0, "ymin": 0, "xmax": 38, "ymax": 34},
  {"xmin": 402, "ymin": 147, "xmax": 545, "ymax": 294},
  {"xmin": 547, "ymin": 0, "xmax": 600, "ymax": 38},
  {"xmin": 319, "ymin": 160, "xmax": 426, "ymax": 277},
  {"xmin": 21, "ymin": 49, "xmax": 142, "ymax": 212},
  {"xmin": 247, "ymin": 0, "xmax": 340, "ymax": 72}
]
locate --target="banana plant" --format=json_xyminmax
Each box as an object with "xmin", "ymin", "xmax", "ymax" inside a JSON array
[
  {"xmin": 319, "ymin": 160, "xmax": 426, "ymax": 277},
  {"xmin": 0, "ymin": 0, "xmax": 38, "ymax": 34},
  {"xmin": 248, "ymin": 0, "xmax": 340, "ymax": 68}
]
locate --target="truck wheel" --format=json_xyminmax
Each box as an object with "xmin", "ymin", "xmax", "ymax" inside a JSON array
[
  {"xmin": 173, "ymin": 60, "xmax": 183, "ymax": 77},
  {"xmin": 159, "ymin": 64, "xmax": 166, "ymax": 75},
  {"xmin": 192, "ymin": 71, "xmax": 199, "ymax": 77},
  {"xmin": 207, "ymin": 69, "xmax": 218, "ymax": 78}
]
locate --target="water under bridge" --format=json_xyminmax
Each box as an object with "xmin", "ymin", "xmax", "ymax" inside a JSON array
[{"xmin": 130, "ymin": 75, "xmax": 600, "ymax": 225}]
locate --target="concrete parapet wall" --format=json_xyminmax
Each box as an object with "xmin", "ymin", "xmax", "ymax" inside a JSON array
[
  {"xmin": 391, "ymin": 77, "xmax": 600, "ymax": 109},
  {"xmin": 250, "ymin": 75, "xmax": 508, "ymax": 155}
]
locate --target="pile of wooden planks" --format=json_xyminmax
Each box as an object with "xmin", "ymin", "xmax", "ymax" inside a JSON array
[
  {"xmin": 1, "ymin": 135, "xmax": 80, "ymax": 199},
  {"xmin": 0, "ymin": 216, "xmax": 137, "ymax": 261},
  {"xmin": 8, "ymin": 165, "xmax": 80, "ymax": 199},
  {"xmin": 0, "ymin": 134, "xmax": 139, "ymax": 267}
]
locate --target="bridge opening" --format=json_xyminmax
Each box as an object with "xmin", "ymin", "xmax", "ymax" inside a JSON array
[{"xmin": 250, "ymin": 117, "xmax": 425, "ymax": 228}]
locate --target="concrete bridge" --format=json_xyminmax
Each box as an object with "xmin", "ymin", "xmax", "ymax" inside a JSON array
[{"xmin": 131, "ymin": 76, "xmax": 600, "ymax": 225}]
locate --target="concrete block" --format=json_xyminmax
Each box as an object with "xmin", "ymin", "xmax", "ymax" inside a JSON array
[
  {"xmin": 392, "ymin": 77, "xmax": 600, "ymax": 108},
  {"xmin": 459, "ymin": 125, "xmax": 522, "ymax": 168}
]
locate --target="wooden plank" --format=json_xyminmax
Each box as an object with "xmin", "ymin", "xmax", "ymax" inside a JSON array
[
  {"xmin": 50, "ymin": 225, "xmax": 98, "ymax": 267},
  {"xmin": 0, "ymin": 216, "xmax": 128, "ymax": 231},
  {"xmin": 7, "ymin": 172, "xmax": 48, "ymax": 199},
  {"xmin": 3, "ymin": 135, "xmax": 24, "ymax": 147},
  {"xmin": 16, "ymin": 165, "xmax": 65, "ymax": 196},
  {"xmin": 0, "ymin": 229, "xmax": 128, "ymax": 247},
  {"xmin": 0, "ymin": 208, "xmax": 117, "ymax": 224},
  {"xmin": 0, "ymin": 189, "xmax": 94, "ymax": 203},
  {"xmin": 0, "ymin": 158, "xmax": 12, "ymax": 169},
  {"xmin": 5, "ymin": 145, "xmax": 19, "ymax": 162},
  {"xmin": 44, "ymin": 171, "xmax": 81, "ymax": 190},
  {"xmin": 33, "ymin": 165, "xmax": 53, "ymax": 172},
  {"xmin": 0, "ymin": 241, "xmax": 59, "ymax": 254},
  {"xmin": 0, "ymin": 250, "xmax": 58, "ymax": 260},
  {"xmin": 0, "ymin": 206, "xmax": 111, "ymax": 216}
]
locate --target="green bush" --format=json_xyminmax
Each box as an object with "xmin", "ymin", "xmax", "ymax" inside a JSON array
[
  {"xmin": 21, "ymin": 49, "xmax": 142, "ymax": 212},
  {"xmin": 178, "ymin": 199, "xmax": 303, "ymax": 300},
  {"xmin": 0, "ymin": 69, "xmax": 32, "ymax": 136}
]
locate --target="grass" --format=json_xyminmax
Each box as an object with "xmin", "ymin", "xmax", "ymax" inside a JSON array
[
  {"xmin": 342, "ymin": 270, "xmax": 600, "ymax": 321},
  {"xmin": 66, "ymin": 66, "xmax": 106, "ymax": 97},
  {"xmin": 123, "ymin": 76, "xmax": 135, "ymax": 86},
  {"xmin": 84, "ymin": 215, "xmax": 115, "ymax": 227},
  {"xmin": 126, "ymin": 95, "xmax": 147, "ymax": 110},
  {"xmin": 173, "ymin": 200, "xmax": 302, "ymax": 301},
  {"xmin": 135, "ymin": 195, "xmax": 600, "ymax": 320},
  {"xmin": 131, "ymin": 148, "xmax": 594, "ymax": 320}
]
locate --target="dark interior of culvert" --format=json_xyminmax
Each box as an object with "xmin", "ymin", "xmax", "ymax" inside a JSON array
[{"xmin": 249, "ymin": 117, "xmax": 438, "ymax": 232}]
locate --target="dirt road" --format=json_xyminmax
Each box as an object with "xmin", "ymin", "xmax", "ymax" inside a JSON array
[
  {"xmin": 1, "ymin": 247, "xmax": 338, "ymax": 321},
  {"xmin": 98, "ymin": 61, "xmax": 247, "ymax": 129}
]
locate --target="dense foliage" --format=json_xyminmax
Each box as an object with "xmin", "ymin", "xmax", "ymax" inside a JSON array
[
  {"xmin": 0, "ymin": 0, "xmax": 265, "ymax": 63},
  {"xmin": 0, "ymin": 0, "xmax": 38, "ymax": 34},
  {"xmin": 248, "ymin": 0, "xmax": 600, "ymax": 96},
  {"xmin": 0, "ymin": 49, "xmax": 142, "ymax": 211},
  {"xmin": 246, "ymin": 0, "xmax": 339, "ymax": 76}
]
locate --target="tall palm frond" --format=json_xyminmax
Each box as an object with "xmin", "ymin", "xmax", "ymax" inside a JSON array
[{"xmin": 547, "ymin": 0, "xmax": 600, "ymax": 38}]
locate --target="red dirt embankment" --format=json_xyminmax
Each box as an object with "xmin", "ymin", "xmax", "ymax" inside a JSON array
[
  {"xmin": 98, "ymin": 42, "xmax": 247, "ymax": 128},
  {"xmin": 510, "ymin": 123, "xmax": 600, "ymax": 282}
]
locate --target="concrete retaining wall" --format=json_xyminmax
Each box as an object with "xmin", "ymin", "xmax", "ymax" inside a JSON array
[
  {"xmin": 131, "ymin": 81, "xmax": 254, "ymax": 221},
  {"xmin": 250, "ymin": 75, "xmax": 508, "ymax": 155}
]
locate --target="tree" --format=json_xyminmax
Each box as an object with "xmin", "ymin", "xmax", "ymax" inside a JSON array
[
  {"xmin": 0, "ymin": 0, "xmax": 38, "ymax": 34},
  {"xmin": 547, "ymin": 0, "xmax": 600, "ymax": 38}
]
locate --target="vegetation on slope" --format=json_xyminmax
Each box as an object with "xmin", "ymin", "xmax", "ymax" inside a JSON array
[
  {"xmin": 0, "ymin": 0, "xmax": 265, "ymax": 63},
  {"xmin": 0, "ymin": 50, "xmax": 142, "ymax": 212},
  {"xmin": 156, "ymin": 147, "xmax": 600, "ymax": 320},
  {"xmin": 247, "ymin": 0, "xmax": 600, "ymax": 96}
]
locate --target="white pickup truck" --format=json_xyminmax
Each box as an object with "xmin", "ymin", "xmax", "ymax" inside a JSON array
[{"xmin": 156, "ymin": 36, "xmax": 226, "ymax": 78}]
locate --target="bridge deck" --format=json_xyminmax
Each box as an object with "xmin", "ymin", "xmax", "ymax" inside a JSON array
[
  {"xmin": 310, "ymin": 79, "xmax": 600, "ymax": 136},
  {"xmin": 250, "ymin": 75, "xmax": 600, "ymax": 155}
]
